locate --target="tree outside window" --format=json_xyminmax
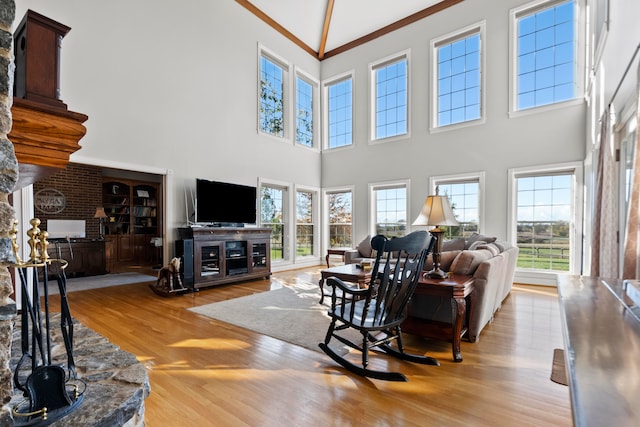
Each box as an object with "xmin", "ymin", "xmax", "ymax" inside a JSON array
[
  {"xmin": 328, "ymin": 191, "xmax": 352, "ymax": 248},
  {"xmin": 296, "ymin": 190, "xmax": 314, "ymax": 256},
  {"xmin": 261, "ymin": 186, "xmax": 284, "ymax": 260},
  {"xmin": 260, "ymin": 55, "xmax": 284, "ymax": 137}
]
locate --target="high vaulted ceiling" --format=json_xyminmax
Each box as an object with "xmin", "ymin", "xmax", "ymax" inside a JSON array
[{"xmin": 236, "ymin": 0, "xmax": 464, "ymax": 60}]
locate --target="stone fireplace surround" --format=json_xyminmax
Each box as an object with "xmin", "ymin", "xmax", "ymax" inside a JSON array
[{"xmin": 7, "ymin": 314, "xmax": 150, "ymax": 426}]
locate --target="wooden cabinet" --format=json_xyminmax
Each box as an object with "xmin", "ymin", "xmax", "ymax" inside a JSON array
[
  {"xmin": 178, "ymin": 227, "xmax": 271, "ymax": 289},
  {"xmin": 103, "ymin": 179, "xmax": 162, "ymax": 264},
  {"xmin": 44, "ymin": 240, "xmax": 107, "ymax": 278}
]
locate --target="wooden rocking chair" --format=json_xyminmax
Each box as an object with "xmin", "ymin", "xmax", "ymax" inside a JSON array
[{"xmin": 319, "ymin": 230, "xmax": 439, "ymax": 381}]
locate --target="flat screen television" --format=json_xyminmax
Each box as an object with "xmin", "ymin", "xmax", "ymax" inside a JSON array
[{"xmin": 195, "ymin": 179, "xmax": 257, "ymax": 225}]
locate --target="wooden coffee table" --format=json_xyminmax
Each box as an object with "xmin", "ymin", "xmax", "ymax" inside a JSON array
[
  {"xmin": 325, "ymin": 248, "xmax": 348, "ymax": 267},
  {"xmin": 318, "ymin": 263, "xmax": 372, "ymax": 304},
  {"xmin": 402, "ymin": 273, "xmax": 475, "ymax": 362}
]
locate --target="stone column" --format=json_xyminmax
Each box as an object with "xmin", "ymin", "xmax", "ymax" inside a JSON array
[{"xmin": 0, "ymin": 1, "xmax": 17, "ymax": 425}]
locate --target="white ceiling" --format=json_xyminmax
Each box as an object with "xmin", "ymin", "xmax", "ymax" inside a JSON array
[{"xmin": 241, "ymin": 0, "xmax": 455, "ymax": 58}]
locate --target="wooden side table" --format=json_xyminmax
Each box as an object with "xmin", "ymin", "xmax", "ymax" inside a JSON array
[
  {"xmin": 325, "ymin": 248, "xmax": 348, "ymax": 267},
  {"xmin": 402, "ymin": 273, "xmax": 475, "ymax": 362},
  {"xmin": 318, "ymin": 263, "xmax": 372, "ymax": 304}
]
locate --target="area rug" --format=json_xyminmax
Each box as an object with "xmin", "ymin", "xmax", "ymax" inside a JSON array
[
  {"xmin": 39, "ymin": 272, "xmax": 157, "ymax": 295},
  {"xmin": 188, "ymin": 282, "xmax": 359, "ymax": 355},
  {"xmin": 550, "ymin": 348, "xmax": 568, "ymax": 386}
]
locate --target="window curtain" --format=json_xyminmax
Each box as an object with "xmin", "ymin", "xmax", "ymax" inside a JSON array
[
  {"xmin": 590, "ymin": 106, "xmax": 618, "ymax": 278},
  {"xmin": 622, "ymin": 65, "xmax": 640, "ymax": 279}
]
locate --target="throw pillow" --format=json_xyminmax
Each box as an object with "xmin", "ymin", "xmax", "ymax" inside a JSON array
[
  {"xmin": 477, "ymin": 242, "xmax": 501, "ymax": 257},
  {"xmin": 450, "ymin": 249, "xmax": 494, "ymax": 275},
  {"xmin": 442, "ymin": 237, "xmax": 465, "ymax": 251},
  {"xmin": 356, "ymin": 235, "xmax": 372, "ymax": 258},
  {"xmin": 468, "ymin": 240, "xmax": 489, "ymax": 251},
  {"xmin": 465, "ymin": 233, "xmax": 497, "ymax": 249},
  {"xmin": 424, "ymin": 250, "xmax": 462, "ymax": 272}
]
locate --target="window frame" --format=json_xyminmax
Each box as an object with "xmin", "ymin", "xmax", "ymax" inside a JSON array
[
  {"xmin": 257, "ymin": 44, "xmax": 291, "ymax": 141},
  {"xmin": 323, "ymin": 186, "xmax": 355, "ymax": 251},
  {"xmin": 294, "ymin": 66, "xmax": 320, "ymax": 150},
  {"xmin": 429, "ymin": 172, "xmax": 485, "ymax": 237},
  {"xmin": 430, "ymin": 21, "xmax": 486, "ymax": 133},
  {"xmin": 294, "ymin": 184, "xmax": 320, "ymax": 261},
  {"xmin": 507, "ymin": 161, "xmax": 583, "ymax": 285},
  {"xmin": 369, "ymin": 180, "xmax": 410, "ymax": 237},
  {"xmin": 369, "ymin": 50, "xmax": 411, "ymax": 143},
  {"xmin": 322, "ymin": 70, "xmax": 355, "ymax": 151},
  {"xmin": 259, "ymin": 178, "xmax": 292, "ymax": 264},
  {"xmin": 508, "ymin": 0, "xmax": 585, "ymax": 117}
]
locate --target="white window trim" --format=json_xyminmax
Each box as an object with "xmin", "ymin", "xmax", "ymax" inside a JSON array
[
  {"xmin": 368, "ymin": 179, "xmax": 411, "ymax": 237},
  {"xmin": 429, "ymin": 171, "xmax": 486, "ymax": 233},
  {"xmin": 322, "ymin": 185, "xmax": 355, "ymax": 253},
  {"xmin": 322, "ymin": 70, "xmax": 355, "ymax": 151},
  {"xmin": 259, "ymin": 177, "xmax": 292, "ymax": 266},
  {"xmin": 294, "ymin": 66, "xmax": 320, "ymax": 152},
  {"xmin": 429, "ymin": 20, "xmax": 486, "ymax": 133},
  {"xmin": 507, "ymin": 161, "xmax": 584, "ymax": 285},
  {"xmin": 369, "ymin": 49, "xmax": 411, "ymax": 144},
  {"xmin": 257, "ymin": 44, "xmax": 292, "ymax": 142},
  {"xmin": 508, "ymin": 0, "xmax": 586, "ymax": 117},
  {"xmin": 294, "ymin": 184, "xmax": 321, "ymax": 264}
]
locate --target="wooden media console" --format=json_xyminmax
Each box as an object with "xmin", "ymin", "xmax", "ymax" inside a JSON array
[{"xmin": 176, "ymin": 227, "xmax": 271, "ymax": 290}]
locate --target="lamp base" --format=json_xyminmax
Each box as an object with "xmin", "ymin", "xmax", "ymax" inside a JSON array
[{"xmin": 425, "ymin": 267, "xmax": 449, "ymax": 279}]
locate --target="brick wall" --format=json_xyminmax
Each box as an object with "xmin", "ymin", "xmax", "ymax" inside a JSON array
[{"xmin": 33, "ymin": 163, "xmax": 103, "ymax": 239}]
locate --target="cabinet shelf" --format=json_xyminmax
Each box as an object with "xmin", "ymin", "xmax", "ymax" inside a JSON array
[{"xmin": 103, "ymin": 179, "xmax": 162, "ymax": 264}]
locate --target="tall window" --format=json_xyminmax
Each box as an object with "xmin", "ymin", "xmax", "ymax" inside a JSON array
[
  {"xmin": 296, "ymin": 72, "xmax": 316, "ymax": 148},
  {"xmin": 259, "ymin": 47, "xmax": 288, "ymax": 138},
  {"xmin": 432, "ymin": 23, "xmax": 484, "ymax": 128},
  {"xmin": 296, "ymin": 189, "xmax": 316, "ymax": 258},
  {"xmin": 512, "ymin": 0, "xmax": 577, "ymax": 111},
  {"xmin": 371, "ymin": 182, "xmax": 408, "ymax": 237},
  {"xmin": 261, "ymin": 184, "xmax": 287, "ymax": 262},
  {"xmin": 434, "ymin": 178, "xmax": 481, "ymax": 239},
  {"xmin": 371, "ymin": 52, "xmax": 409, "ymax": 140},
  {"xmin": 327, "ymin": 190, "xmax": 352, "ymax": 248},
  {"xmin": 324, "ymin": 73, "xmax": 353, "ymax": 149},
  {"xmin": 513, "ymin": 169, "xmax": 575, "ymax": 272}
]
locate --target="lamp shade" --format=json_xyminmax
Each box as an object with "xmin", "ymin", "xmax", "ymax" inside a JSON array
[
  {"xmin": 412, "ymin": 195, "xmax": 458, "ymax": 227},
  {"xmin": 93, "ymin": 207, "xmax": 108, "ymax": 219}
]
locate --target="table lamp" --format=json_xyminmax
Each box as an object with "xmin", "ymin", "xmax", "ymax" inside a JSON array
[
  {"xmin": 94, "ymin": 207, "xmax": 108, "ymax": 240},
  {"xmin": 412, "ymin": 189, "xmax": 459, "ymax": 278}
]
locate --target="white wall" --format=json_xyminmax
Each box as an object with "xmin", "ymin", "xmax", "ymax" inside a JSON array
[
  {"xmin": 13, "ymin": 1, "xmax": 322, "ymax": 252},
  {"xmin": 320, "ymin": 0, "xmax": 587, "ymax": 245}
]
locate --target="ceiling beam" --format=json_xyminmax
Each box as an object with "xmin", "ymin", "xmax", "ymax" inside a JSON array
[
  {"xmin": 235, "ymin": 0, "xmax": 318, "ymax": 58},
  {"xmin": 318, "ymin": 0, "xmax": 335, "ymax": 60},
  {"xmin": 322, "ymin": 0, "xmax": 465, "ymax": 60},
  {"xmin": 236, "ymin": 0, "xmax": 464, "ymax": 61}
]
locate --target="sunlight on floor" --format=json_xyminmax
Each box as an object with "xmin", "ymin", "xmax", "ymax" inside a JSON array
[{"xmin": 168, "ymin": 338, "xmax": 252, "ymax": 350}]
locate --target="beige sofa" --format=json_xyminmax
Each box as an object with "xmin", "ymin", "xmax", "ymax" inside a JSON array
[
  {"xmin": 409, "ymin": 236, "xmax": 519, "ymax": 342},
  {"xmin": 344, "ymin": 233, "xmax": 519, "ymax": 342}
]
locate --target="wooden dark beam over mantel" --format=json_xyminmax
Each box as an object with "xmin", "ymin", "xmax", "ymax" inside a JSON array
[{"xmin": 9, "ymin": 97, "xmax": 88, "ymax": 189}]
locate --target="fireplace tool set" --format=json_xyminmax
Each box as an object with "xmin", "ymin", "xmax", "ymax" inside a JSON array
[{"xmin": 10, "ymin": 218, "xmax": 86, "ymax": 426}]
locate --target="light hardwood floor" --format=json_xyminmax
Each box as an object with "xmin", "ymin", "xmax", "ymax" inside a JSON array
[{"xmin": 49, "ymin": 265, "xmax": 571, "ymax": 426}]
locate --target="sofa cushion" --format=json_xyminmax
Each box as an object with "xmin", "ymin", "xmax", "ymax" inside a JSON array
[
  {"xmin": 476, "ymin": 242, "xmax": 501, "ymax": 257},
  {"xmin": 442, "ymin": 237, "xmax": 465, "ymax": 251},
  {"xmin": 468, "ymin": 240, "xmax": 488, "ymax": 250},
  {"xmin": 492, "ymin": 240, "xmax": 511, "ymax": 252},
  {"xmin": 450, "ymin": 248, "xmax": 494, "ymax": 275},
  {"xmin": 356, "ymin": 235, "xmax": 372, "ymax": 257},
  {"xmin": 464, "ymin": 233, "xmax": 497, "ymax": 249}
]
